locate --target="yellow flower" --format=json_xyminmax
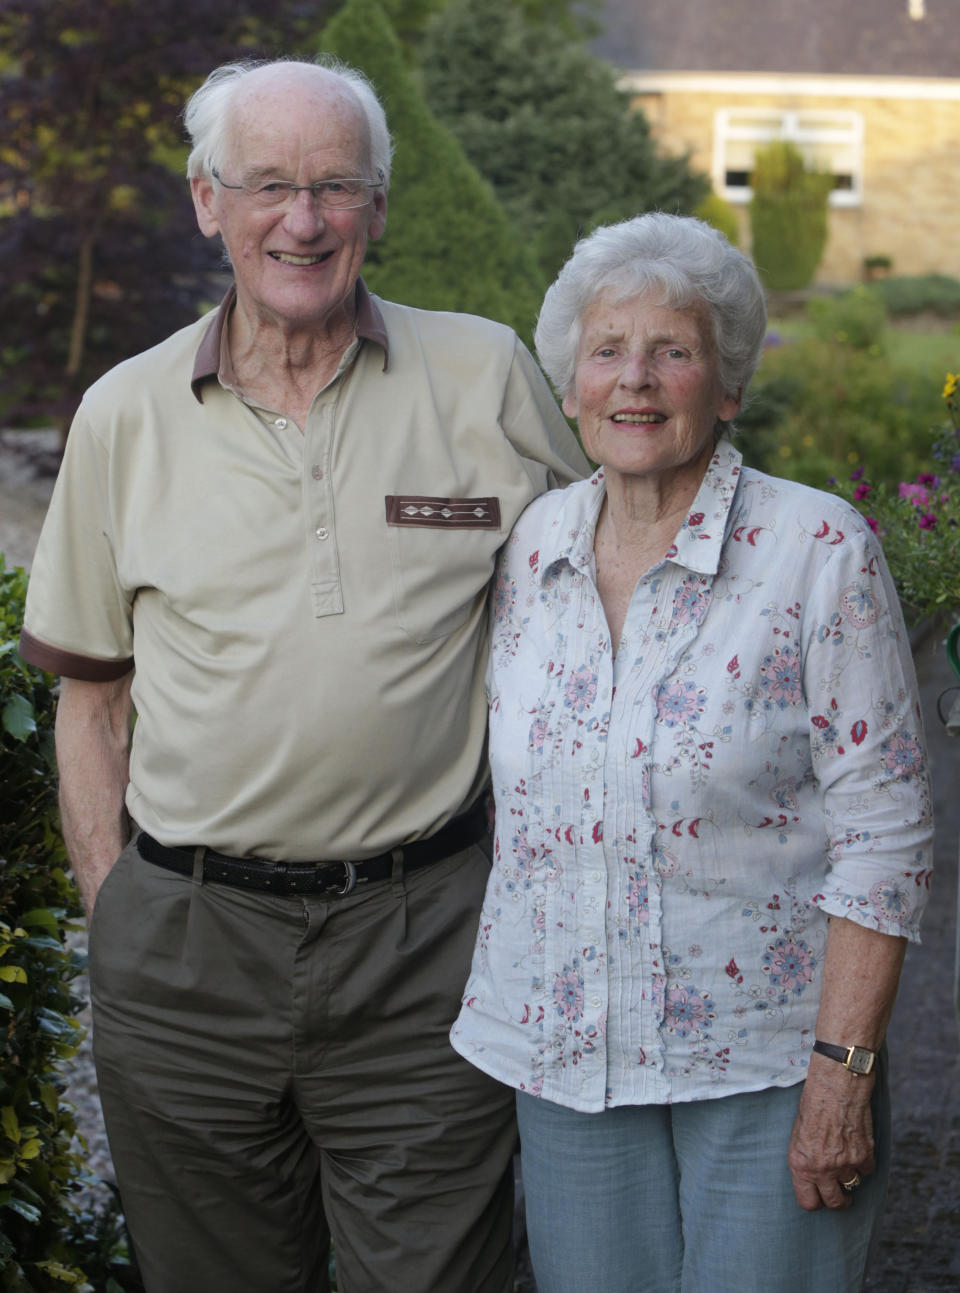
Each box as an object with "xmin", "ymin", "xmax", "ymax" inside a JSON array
[{"xmin": 943, "ymin": 372, "xmax": 958, "ymax": 400}]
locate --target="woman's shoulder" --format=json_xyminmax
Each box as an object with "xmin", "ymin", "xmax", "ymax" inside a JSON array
[{"xmin": 736, "ymin": 462, "xmax": 875, "ymax": 542}]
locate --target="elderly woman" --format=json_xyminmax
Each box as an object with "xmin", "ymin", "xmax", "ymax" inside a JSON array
[{"xmin": 452, "ymin": 213, "xmax": 933, "ymax": 1292}]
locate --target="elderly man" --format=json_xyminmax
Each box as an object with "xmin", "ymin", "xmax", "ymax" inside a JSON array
[{"xmin": 20, "ymin": 57, "xmax": 586, "ymax": 1293}]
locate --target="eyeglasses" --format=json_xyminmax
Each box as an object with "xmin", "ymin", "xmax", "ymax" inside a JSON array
[{"xmin": 211, "ymin": 168, "xmax": 385, "ymax": 210}]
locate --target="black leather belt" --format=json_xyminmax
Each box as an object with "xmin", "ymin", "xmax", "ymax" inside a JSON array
[{"xmin": 136, "ymin": 797, "xmax": 489, "ymax": 897}]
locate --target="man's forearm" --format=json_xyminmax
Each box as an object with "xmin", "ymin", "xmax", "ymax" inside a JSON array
[{"xmin": 56, "ymin": 673, "xmax": 134, "ymax": 919}]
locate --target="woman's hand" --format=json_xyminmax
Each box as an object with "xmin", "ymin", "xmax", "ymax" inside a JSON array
[
  {"xmin": 787, "ymin": 1057, "xmax": 875, "ymax": 1209},
  {"xmin": 787, "ymin": 914, "xmax": 906, "ymax": 1209}
]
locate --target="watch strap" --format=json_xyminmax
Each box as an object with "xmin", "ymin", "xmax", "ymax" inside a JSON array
[{"xmin": 813, "ymin": 1039, "xmax": 877, "ymax": 1075}]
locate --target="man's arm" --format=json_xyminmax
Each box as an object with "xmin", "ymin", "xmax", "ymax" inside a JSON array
[{"xmin": 56, "ymin": 673, "xmax": 134, "ymax": 920}]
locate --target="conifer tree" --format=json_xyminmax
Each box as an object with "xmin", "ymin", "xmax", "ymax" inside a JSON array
[
  {"xmin": 420, "ymin": 0, "xmax": 709, "ymax": 280},
  {"xmin": 319, "ymin": 0, "xmax": 545, "ymax": 343}
]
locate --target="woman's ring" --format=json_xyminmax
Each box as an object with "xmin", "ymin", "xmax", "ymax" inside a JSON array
[{"xmin": 840, "ymin": 1173, "xmax": 862, "ymax": 1192}]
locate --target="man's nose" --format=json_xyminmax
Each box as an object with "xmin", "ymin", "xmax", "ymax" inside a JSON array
[{"xmin": 281, "ymin": 188, "xmax": 327, "ymax": 236}]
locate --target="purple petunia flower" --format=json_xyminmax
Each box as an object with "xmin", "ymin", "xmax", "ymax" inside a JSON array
[{"xmin": 919, "ymin": 512, "xmax": 938, "ymax": 530}]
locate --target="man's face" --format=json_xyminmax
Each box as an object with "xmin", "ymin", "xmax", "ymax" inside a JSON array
[{"xmin": 191, "ymin": 69, "xmax": 386, "ymax": 333}]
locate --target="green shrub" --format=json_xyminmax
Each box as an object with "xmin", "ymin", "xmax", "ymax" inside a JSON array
[
  {"xmin": 693, "ymin": 192, "xmax": 740, "ymax": 247},
  {"xmin": 0, "ymin": 558, "xmax": 134, "ymax": 1291},
  {"xmin": 318, "ymin": 0, "xmax": 545, "ymax": 345},
  {"xmin": 749, "ymin": 141, "xmax": 832, "ymax": 291},
  {"xmin": 807, "ymin": 286, "xmax": 888, "ymax": 352},
  {"xmin": 868, "ymin": 273, "xmax": 960, "ymax": 318},
  {"xmin": 737, "ymin": 335, "xmax": 945, "ymax": 492}
]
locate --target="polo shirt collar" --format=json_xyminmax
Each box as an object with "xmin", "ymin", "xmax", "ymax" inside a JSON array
[
  {"xmin": 535, "ymin": 439, "xmax": 744, "ymax": 585},
  {"xmin": 190, "ymin": 278, "xmax": 389, "ymax": 402}
]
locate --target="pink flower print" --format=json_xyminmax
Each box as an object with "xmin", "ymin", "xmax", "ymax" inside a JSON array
[
  {"xmin": 671, "ymin": 575, "xmax": 711, "ymax": 626},
  {"xmin": 553, "ymin": 965, "xmax": 584, "ymax": 1020},
  {"xmin": 655, "ymin": 679, "xmax": 705, "ymax": 727},
  {"xmin": 564, "ymin": 666, "xmax": 598, "ymax": 713},
  {"xmin": 528, "ymin": 714, "xmax": 548, "ymax": 753},
  {"xmin": 762, "ymin": 937, "xmax": 816, "ymax": 997},
  {"xmin": 626, "ymin": 873, "xmax": 649, "ymax": 926},
  {"xmin": 880, "ymin": 731, "xmax": 924, "ymax": 780},
  {"xmin": 492, "ymin": 572, "xmax": 516, "ymax": 624},
  {"xmin": 869, "ymin": 880, "xmax": 912, "ymax": 924},
  {"xmin": 663, "ymin": 984, "xmax": 715, "ymax": 1038},
  {"xmin": 759, "ymin": 646, "xmax": 802, "ymax": 709},
  {"xmin": 839, "ymin": 581, "xmax": 880, "ymax": 628}
]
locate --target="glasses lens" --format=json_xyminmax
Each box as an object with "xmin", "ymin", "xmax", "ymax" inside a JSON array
[{"xmin": 248, "ymin": 180, "xmax": 370, "ymax": 209}]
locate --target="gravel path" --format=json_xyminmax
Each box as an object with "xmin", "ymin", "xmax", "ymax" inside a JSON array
[{"xmin": 3, "ymin": 430, "xmax": 958, "ymax": 1289}]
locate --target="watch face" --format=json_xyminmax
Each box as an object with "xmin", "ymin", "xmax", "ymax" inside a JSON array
[{"xmin": 847, "ymin": 1047, "xmax": 875, "ymax": 1075}]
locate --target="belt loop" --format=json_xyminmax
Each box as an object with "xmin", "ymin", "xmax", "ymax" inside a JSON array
[
  {"xmin": 391, "ymin": 847, "xmax": 408, "ymax": 948},
  {"xmin": 192, "ymin": 846, "xmax": 206, "ymax": 886},
  {"xmin": 390, "ymin": 847, "xmax": 405, "ymax": 897}
]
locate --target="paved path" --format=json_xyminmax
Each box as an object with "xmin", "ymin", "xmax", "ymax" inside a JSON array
[{"xmin": 862, "ymin": 631, "xmax": 960, "ymax": 1291}]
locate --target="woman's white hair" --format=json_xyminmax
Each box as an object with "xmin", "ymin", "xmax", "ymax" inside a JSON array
[
  {"xmin": 534, "ymin": 212, "xmax": 768, "ymax": 420},
  {"xmin": 183, "ymin": 56, "xmax": 394, "ymax": 188}
]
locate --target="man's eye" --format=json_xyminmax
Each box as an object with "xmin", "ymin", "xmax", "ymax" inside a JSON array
[{"xmin": 258, "ymin": 182, "xmax": 289, "ymax": 194}]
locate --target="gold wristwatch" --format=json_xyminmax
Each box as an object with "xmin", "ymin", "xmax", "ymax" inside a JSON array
[{"xmin": 812, "ymin": 1039, "xmax": 877, "ymax": 1076}]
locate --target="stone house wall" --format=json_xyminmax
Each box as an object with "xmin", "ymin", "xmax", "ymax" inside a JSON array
[{"xmin": 625, "ymin": 75, "xmax": 960, "ymax": 285}]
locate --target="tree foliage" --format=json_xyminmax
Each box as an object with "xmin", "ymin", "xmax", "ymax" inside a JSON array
[
  {"xmin": 320, "ymin": 0, "xmax": 545, "ymax": 342},
  {"xmin": 419, "ymin": 0, "xmax": 709, "ymax": 280},
  {"xmin": 748, "ymin": 141, "xmax": 833, "ymax": 292},
  {"xmin": 0, "ymin": 0, "xmax": 335, "ymax": 433}
]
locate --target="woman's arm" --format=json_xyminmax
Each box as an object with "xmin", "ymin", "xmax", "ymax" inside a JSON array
[
  {"xmin": 787, "ymin": 914, "xmax": 906, "ymax": 1210},
  {"xmin": 56, "ymin": 673, "xmax": 134, "ymax": 919}
]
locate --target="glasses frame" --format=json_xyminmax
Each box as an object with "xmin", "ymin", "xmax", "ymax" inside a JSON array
[{"xmin": 210, "ymin": 168, "xmax": 385, "ymax": 210}]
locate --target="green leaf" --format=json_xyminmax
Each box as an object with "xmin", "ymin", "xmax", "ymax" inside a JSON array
[
  {"xmin": 0, "ymin": 1107, "xmax": 19, "ymax": 1142},
  {"xmin": 0, "ymin": 967, "xmax": 27, "ymax": 984},
  {"xmin": 3, "ymin": 1197, "xmax": 41, "ymax": 1225},
  {"xmin": 1, "ymin": 693, "xmax": 37, "ymax": 742}
]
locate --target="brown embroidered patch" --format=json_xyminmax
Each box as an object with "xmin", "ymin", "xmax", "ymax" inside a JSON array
[{"xmin": 385, "ymin": 495, "xmax": 501, "ymax": 530}]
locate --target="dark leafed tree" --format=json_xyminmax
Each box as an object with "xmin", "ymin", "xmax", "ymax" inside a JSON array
[
  {"xmin": 419, "ymin": 0, "xmax": 709, "ymax": 281},
  {"xmin": 0, "ymin": 0, "xmax": 334, "ymax": 434}
]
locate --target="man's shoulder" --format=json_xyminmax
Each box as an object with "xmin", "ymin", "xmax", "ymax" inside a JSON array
[{"xmin": 374, "ymin": 295, "xmax": 518, "ymax": 356}]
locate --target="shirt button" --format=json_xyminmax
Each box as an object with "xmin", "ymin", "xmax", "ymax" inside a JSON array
[
  {"xmin": 311, "ymin": 464, "xmax": 324, "ymax": 480},
  {"xmin": 274, "ymin": 417, "xmax": 287, "ymax": 429},
  {"xmin": 315, "ymin": 527, "xmax": 329, "ymax": 541}
]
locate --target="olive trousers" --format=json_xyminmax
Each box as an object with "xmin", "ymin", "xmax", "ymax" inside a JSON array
[{"xmin": 88, "ymin": 837, "xmax": 516, "ymax": 1293}]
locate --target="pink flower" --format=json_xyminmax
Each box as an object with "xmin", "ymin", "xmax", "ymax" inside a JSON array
[
  {"xmin": 854, "ymin": 483, "xmax": 872, "ymax": 501},
  {"xmin": 919, "ymin": 512, "xmax": 938, "ymax": 530},
  {"xmin": 899, "ymin": 482, "xmax": 930, "ymax": 507},
  {"xmin": 917, "ymin": 472, "xmax": 939, "ymax": 487}
]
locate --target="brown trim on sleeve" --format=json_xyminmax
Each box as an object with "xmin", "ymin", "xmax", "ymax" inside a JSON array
[
  {"xmin": 18, "ymin": 629, "xmax": 134, "ymax": 681},
  {"xmin": 385, "ymin": 496, "xmax": 502, "ymax": 530}
]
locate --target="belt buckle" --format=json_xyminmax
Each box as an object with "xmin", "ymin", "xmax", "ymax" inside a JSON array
[{"xmin": 325, "ymin": 860, "xmax": 357, "ymax": 896}]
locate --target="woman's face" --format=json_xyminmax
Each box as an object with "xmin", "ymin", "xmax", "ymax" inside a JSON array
[{"xmin": 562, "ymin": 291, "xmax": 741, "ymax": 488}]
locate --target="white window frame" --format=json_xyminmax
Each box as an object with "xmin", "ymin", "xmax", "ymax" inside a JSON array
[{"xmin": 713, "ymin": 107, "xmax": 864, "ymax": 208}]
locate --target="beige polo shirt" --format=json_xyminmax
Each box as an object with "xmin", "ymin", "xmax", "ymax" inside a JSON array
[{"xmin": 21, "ymin": 284, "xmax": 587, "ymax": 860}]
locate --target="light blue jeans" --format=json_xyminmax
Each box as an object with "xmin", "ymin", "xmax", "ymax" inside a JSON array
[{"xmin": 516, "ymin": 1057, "xmax": 889, "ymax": 1293}]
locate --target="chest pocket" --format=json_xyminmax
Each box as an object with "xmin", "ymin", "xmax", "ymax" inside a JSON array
[{"xmin": 385, "ymin": 495, "xmax": 503, "ymax": 643}]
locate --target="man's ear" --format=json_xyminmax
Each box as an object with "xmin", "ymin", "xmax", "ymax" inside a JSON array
[
  {"xmin": 368, "ymin": 188, "xmax": 387, "ymax": 243},
  {"xmin": 191, "ymin": 176, "xmax": 221, "ymax": 238}
]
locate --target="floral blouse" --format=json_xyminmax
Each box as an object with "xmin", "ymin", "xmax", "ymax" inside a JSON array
[{"xmin": 452, "ymin": 441, "xmax": 933, "ymax": 1112}]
